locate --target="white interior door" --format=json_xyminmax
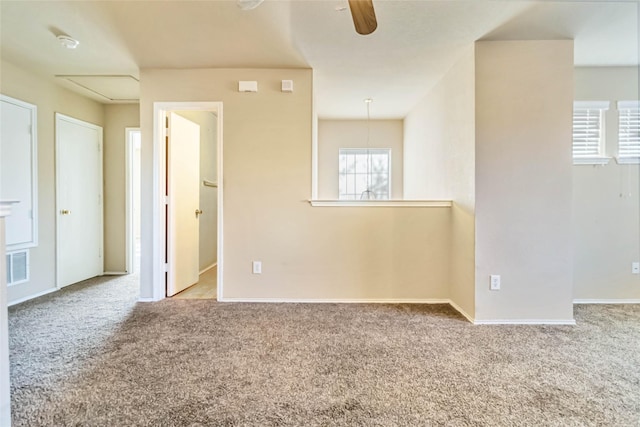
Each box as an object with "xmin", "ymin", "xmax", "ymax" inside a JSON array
[
  {"xmin": 56, "ymin": 114, "xmax": 103, "ymax": 288},
  {"xmin": 167, "ymin": 112, "xmax": 200, "ymax": 296}
]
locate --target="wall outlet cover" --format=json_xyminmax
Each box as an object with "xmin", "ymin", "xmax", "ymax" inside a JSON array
[
  {"xmin": 490, "ymin": 274, "xmax": 501, "ymax": 291},
  {"xmin": 252, "ymin": 261, "xmax": 262, "ymax": 274}
]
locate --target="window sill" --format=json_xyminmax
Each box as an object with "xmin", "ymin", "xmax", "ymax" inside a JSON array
[
  {"xmin": 308, "ymin": 200, "xmax": 452, "ymax": 208},
  {"xmin": 573, "ymin": 157, "xmax": 611, "ymax": 166},
  {"xmin": 615, "ymin": 157, "xmax": 640, "ymax": 165}
]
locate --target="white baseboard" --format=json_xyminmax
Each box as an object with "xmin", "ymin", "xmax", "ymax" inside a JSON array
[
  {"xmin": 574, "ymin": 299, "xmax": 640, "ymax": 304},
  {"xmin": 199, "ymin": 263, "xmax": 217, "ymax": 275},
  {"xmin": 8, "ymin": 287, "xmax": 58, "ymax": 307},
  {"xmin": 137, "ymin": 297, "xmax": 160, "ymax": 303},
  {"xmin": 473, "ymin": 319, "xmax": 576, "ymax": 325},
  {"xmin": 215, "ymin": 298, "xmax": 576, "ymax": 325},
  {"xmin": 218, "ymin": 297, "xmax": 450, "ymax": 304},
  {"xmin": 103, "ymin": 271, "xmax": 127, "ymax": 276}
]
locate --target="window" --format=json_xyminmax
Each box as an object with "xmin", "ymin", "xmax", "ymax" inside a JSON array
[
  {"xmin": 339, "ymin": 148, "xmax": 390, "ymax": 200},
  {"xmin": 572, "ymin": 101, "xmax": 610, "ymax": 165},
  {"xmin": 617, "ymin": 101, "xmax": 640, "ymax": 164}
]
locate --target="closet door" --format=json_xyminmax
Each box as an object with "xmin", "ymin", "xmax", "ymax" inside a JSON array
[
  {"xmin": 55, "ymin": 113, "xmax": 103, "ymax": 288},
  {"xmin": 0, "ymin": 95, "xmax": 38, "ymax": 250}
]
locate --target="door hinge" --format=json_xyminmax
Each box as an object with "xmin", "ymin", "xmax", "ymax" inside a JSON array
[
  {"xmin": 165, "ymin": 116, "xmax": 169, "ymax": 128},
  {"xmin": 163, "ymin": 195, "xmax": 169, "ymax": 205},
  {"xmin": 99, "ymin": 247, "xmax": 102, "ymax": 258},
  {"xmin": 164, "ymin": 263, "xmax": 169, "ymax": 272}
]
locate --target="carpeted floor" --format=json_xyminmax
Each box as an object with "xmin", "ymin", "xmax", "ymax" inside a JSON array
[{"xmin": 8, "ymin": 274, "xmax": 640, "ymax": 426}]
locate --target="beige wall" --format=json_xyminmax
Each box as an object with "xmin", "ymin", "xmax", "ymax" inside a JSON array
[
  {"xmin": 403, "ymin": 89, "xmax": 448, "ymax": 200},
  {"xmin": 104, "ymin": 104, "xmax": 140, "ymax": 273},
  {"xmin": 1, "ymin": 60, "xmax": 105, "ymax": 304},
  {"xmin": 442, "ymin": 47, "xmax": 476, "ymax": 319},
  {"xmin": 139, "ymin": 68, "xmax": 451, "ymax": 301},
  {"xmin": 318, "ymin": 120, "xmax": 403, "ymax": 200},
  {"xmin": 176, "ymin": 110, "xmax": 218, "ymax": 271},
  {"xmin": 474, "ymin": 40, "xmax": 574, "ymax": 322},
  {"xmin": 573, "ymin": 67, "xmax": 640, "ymax": 300},
  {"xmin": 403, "ymin": 46, "xmax": 476, "ymax": 317}
]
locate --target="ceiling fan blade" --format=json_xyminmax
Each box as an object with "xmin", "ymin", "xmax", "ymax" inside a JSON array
[{"xmin": 348, "ymin": 0, "xmax": 377, "ymax": 35}]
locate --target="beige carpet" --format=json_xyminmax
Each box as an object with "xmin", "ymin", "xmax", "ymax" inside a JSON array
[{"xmin": 8, "ymin": 273, "xmax": 640, "ymax": 426}]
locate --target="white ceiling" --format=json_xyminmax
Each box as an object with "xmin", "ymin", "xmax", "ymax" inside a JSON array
[{"xmin": 1, "ymin": 0, "xmax": 637, "ymax": 119}]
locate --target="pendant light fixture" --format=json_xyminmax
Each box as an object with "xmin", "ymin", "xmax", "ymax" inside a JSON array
[{"xmin": 360, "ymin": 98, "xmax": 375, "ymax": 200}]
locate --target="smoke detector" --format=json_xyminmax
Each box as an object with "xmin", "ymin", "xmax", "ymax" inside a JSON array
[{"xmin": 57, "ymin": 35, "xmax": 79, "ymax": 49}]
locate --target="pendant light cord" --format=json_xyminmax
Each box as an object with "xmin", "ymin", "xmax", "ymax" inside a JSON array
[
  {"xmin": 360, "ymin": 99, "xmax": 374, "ymax": 200},
  {"xmin": 366, "ymin": 101, "xmax": 371, "ymax": 192}
]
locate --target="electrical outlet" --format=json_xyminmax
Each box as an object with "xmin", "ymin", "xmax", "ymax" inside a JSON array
[
  {"xmin": 252, "ymin": 261, "xmax": 262, "ymax": 275},
  {"xmin": 632, "ymin": 262, "xmax": 640, "ymax": 275},
  {"xmin": 490, "ymin": 275, "xmax": 501, "ymax": 291}
]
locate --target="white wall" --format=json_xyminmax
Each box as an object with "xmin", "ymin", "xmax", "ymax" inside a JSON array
[
  {"xmin": 0, "ymin": 206, "xmax": 12, "ymax": 425},
  {"xmin": 1, "ymin": 60, "xmax": 105, "ymax": 304},
  {"xmin": 318, "ymin": 120, "xmax": 403, "ymax": 200},
  {"xmin": 139, "ymin": 68, "xmax": 451, "ymax": 301},
  {"xmin": 176, "ymin": 110, "xmax": 218, "ymax": 271},
  {"xmin": 474, "ymin": 40, "xmax": 574, "ymax": 322},
  {"xmin": 573, "ymin": 67, "xmax": 640, "ymax": 300},
  {"xmin": 403, "ymin": 46, "xmax": 476, "ymax": 318}
]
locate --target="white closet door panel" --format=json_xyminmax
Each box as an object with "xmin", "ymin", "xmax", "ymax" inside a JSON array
[
  {"xmin": 56, "ymin": 114, "xmax": 103, "ymax": 288},
  {"xmin": 0, "ymin": 96, "xmax": 37, "ymax": 248}
]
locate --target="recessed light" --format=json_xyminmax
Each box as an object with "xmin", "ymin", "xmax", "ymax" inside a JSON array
[
  {"xmin": 364, "ymin": 98, "xmax": 373, "ymax": 104},
  {"xmin": 57, "ymin": 35, "xmax": 79, "ymax": 49},
  {"xmin": 335, "ymin": 5, "xmax": 347, "ymax": 12}
]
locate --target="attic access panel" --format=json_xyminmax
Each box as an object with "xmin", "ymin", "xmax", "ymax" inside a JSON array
[{"xmin": 56, "ymin": 75, "xmax": 139, "ymax": 103}]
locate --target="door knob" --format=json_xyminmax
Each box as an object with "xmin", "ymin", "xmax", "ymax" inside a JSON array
[
  {"xmin": 195, "ymin": 209, "xmax": 203, "ymax": 218},
  {"xmin": 61, "ymin": 209, "xmax": 71, "ymax": 215}
]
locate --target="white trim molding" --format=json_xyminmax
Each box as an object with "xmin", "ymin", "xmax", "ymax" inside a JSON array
[
  {"xmin": 308, "ymin": 200, "xmax": 452, "ymax": 208},
  {"xmin": 574, "ymin": 299, "xmax": 640, "ymax": 304},
  {"xmin": 219, "ymin": 298, "xmax": 451, "ymax": 304},
  {"xmin": 474, "ymin": 319, "xmax": 576, "ymax": 325}
]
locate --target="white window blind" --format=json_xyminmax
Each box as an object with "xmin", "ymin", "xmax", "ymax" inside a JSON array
[
  {"xmin": 339, "ymin": 148, "xmax": 390, "ymax": 200},
  {"xmin": 572, "ymin": 101, "xmax": 609, "ymax": 162},
  {"xmin": 617, "ymin": 101, "xmax": 640, "ymax": 161}
]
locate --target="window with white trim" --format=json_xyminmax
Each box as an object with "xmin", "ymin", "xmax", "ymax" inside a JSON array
[
  {"xmin": 572, "ymin": 101, "xmax": 610, "ymax": 165},
  {"xmin": 617, "ymin": 101, "xmax": 640, "ymax": 164},
  {"xmin": 339, "ymin": 148, "xmax": 390, "ymax": 200}
]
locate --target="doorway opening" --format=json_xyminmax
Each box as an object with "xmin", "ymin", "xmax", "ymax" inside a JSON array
[
  {"xmin": 126, "ymin": 128, "xmax": 141, "ymax": 275},
  {"xmin": 151, "ymin": 102, "xmax": 223, "ymax": 301}
]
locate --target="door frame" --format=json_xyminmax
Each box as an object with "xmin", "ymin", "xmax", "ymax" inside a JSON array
[
  {"xmin": 125, "ymin": 127, "xmax": 140, "ymax": 275},
  {"xmin": 55, "ymin": 113, "xmax": 104, "ymax": 288},
  {"xmin": 152, "ymin": 102, "xmax": 223, "ymax": 301}
]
